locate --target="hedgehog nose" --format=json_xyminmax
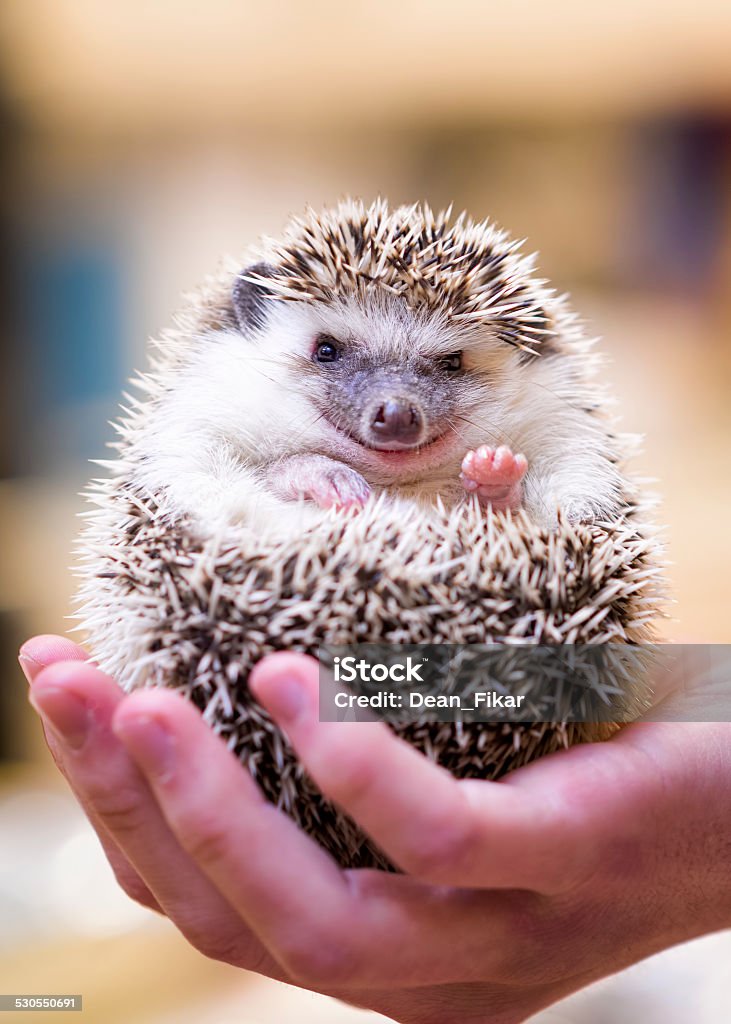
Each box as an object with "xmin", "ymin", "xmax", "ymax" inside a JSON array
[{"xmin": 370, "ymin": 398, "xmax": 423, "ymax": 445}]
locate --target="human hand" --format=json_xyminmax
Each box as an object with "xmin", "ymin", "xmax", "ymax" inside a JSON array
[{"xmin": 19, "ymin": 636, "xmax": 731, "ymax": 1024}]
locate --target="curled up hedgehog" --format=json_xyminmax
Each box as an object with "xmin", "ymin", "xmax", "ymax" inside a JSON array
[{"xmin": 76, "ymin": 199, "xmax": 664, "ymax": 869}]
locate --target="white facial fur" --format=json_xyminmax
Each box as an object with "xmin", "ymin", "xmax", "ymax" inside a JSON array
[{"xmin": 130, "ymin": 292, "xmax": 624, "ymax": 536}]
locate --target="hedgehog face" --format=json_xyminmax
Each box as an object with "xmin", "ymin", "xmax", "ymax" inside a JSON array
[
  {"xmin": 298, "ymin": 296, "xmax": 472, "ymax": 455},
  {"xmin": 232, "ymin": 277, "xmax": 520, "ymax": 481},
  {"xmin": 308, "ymin": 342, "xmax": 460, "ymax": 451}
]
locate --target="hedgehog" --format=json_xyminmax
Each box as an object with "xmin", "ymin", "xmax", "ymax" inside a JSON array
[{"xmin": 75, "ymin": 198, "xmax": 664, "ymax": 869}]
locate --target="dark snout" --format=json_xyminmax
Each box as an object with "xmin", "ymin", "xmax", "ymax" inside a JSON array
[{"xmin": 368, "ymin": 397, "xmax": 425, "ymax": 447}]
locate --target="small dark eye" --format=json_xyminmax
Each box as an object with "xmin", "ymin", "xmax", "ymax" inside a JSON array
[
  {"xmin": 315, "ymin": 335, "xmax": 341, "ymax": 363},
  {"xmin": 440, "ymin": 352, "xmax": 463, "ymax": 372}
]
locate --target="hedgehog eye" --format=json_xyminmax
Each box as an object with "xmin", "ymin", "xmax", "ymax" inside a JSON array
[
  {"xmin": 439, "ymin": 352, "xmax": 463, "ymax": 372},
  {"xmin": 314, "ymin": 335, "xmax": 341, "ymax": 364}
]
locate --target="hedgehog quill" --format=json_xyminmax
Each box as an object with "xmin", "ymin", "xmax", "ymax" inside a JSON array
[{"xmin": 76, "ymin": 199, "xmax": 664, "ymax": 868}]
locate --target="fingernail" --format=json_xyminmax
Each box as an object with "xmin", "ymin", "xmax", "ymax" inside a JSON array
[
  {"xmin": 260, "ymin": 675, "xmax": 309, "ymax": 724},
  {"xmin": 113, "ymin": 715, "xmax": 176, "ymax": 783},
  {"xmin": 29, "ymin": 686, "xmax": 90, "ymax": 750},
  {"xmin": 18, "ymin": 653, "xmax": 43, "ymax": 685}
]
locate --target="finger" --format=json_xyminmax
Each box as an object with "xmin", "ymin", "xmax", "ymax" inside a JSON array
[
  {"xmin": 18, "ymin": 639, "xmax": 157, "ymax": 907},
  {"xmin": 28, "ymin": 661, "xmax": 276, "ymax": 973},
  {"xmin": 250, "ymin": 653, "xmax": 606, "ymax": 893},
  {"xmin": 20, "ymin": 640, "xmax": 161, "ymax": 908},
  {"xmin": 31, "ymin": 701, "xmax": 162, "ymax": 910},
  {"xmin": 18, "ymin": 634, "xmax": 89, "ymax": 683},
  {"xmin": 47, "ymin": 720, "xmax": 163, "ymax": 911}
]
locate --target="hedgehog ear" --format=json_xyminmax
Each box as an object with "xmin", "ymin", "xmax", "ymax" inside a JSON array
[{"xmin": 232, "ymin": 262, "xmax": 276, "ymax": 335}]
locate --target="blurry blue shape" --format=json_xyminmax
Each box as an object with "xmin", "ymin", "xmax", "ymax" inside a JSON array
[
  {"xmin": 18, "ymin": 235, "xmax": 128, "ymax": 470},
  {"xmin": 26, "ymin": 241, "xmax": 124, "ymax": 408}
]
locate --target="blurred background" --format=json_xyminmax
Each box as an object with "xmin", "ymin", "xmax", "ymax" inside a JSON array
[{"xmin": 0, "ymin": 1, "xmax": 730, "ymax": 1021}]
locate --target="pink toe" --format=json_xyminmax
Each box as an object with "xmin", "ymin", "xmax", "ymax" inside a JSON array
[{"xmin": 476, "ymin": 445, "xmax": 494, "ymax": 465}]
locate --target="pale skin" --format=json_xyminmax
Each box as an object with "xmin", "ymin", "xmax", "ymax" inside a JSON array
[{"xmin": 18, "ymin": 636, "xmax": 731, "ymax": 1024}]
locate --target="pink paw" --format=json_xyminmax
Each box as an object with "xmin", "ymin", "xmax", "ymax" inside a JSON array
[
  {"xmin": 306, "ymin": 465, "xmax": 372, "ymax": 510},
  {"xmin": 269, "ymin": 455, "xmax": 371, "ymax": 511},
  {"xmin": 460, "ymin": 445, "xmax": 527, "ymax": 511}
]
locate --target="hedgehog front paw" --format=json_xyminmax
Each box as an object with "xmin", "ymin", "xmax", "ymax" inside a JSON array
[
  {"xmin": 308, "ymin": 464, "xmax": 372, "ymax": 510},
  {"xmin": 460, "ymin": 445, "xmax": 527, "ymax": 512},
  {"xmin": 269, "ymin": 455, "xmax": 371, "ymax": 511}
]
